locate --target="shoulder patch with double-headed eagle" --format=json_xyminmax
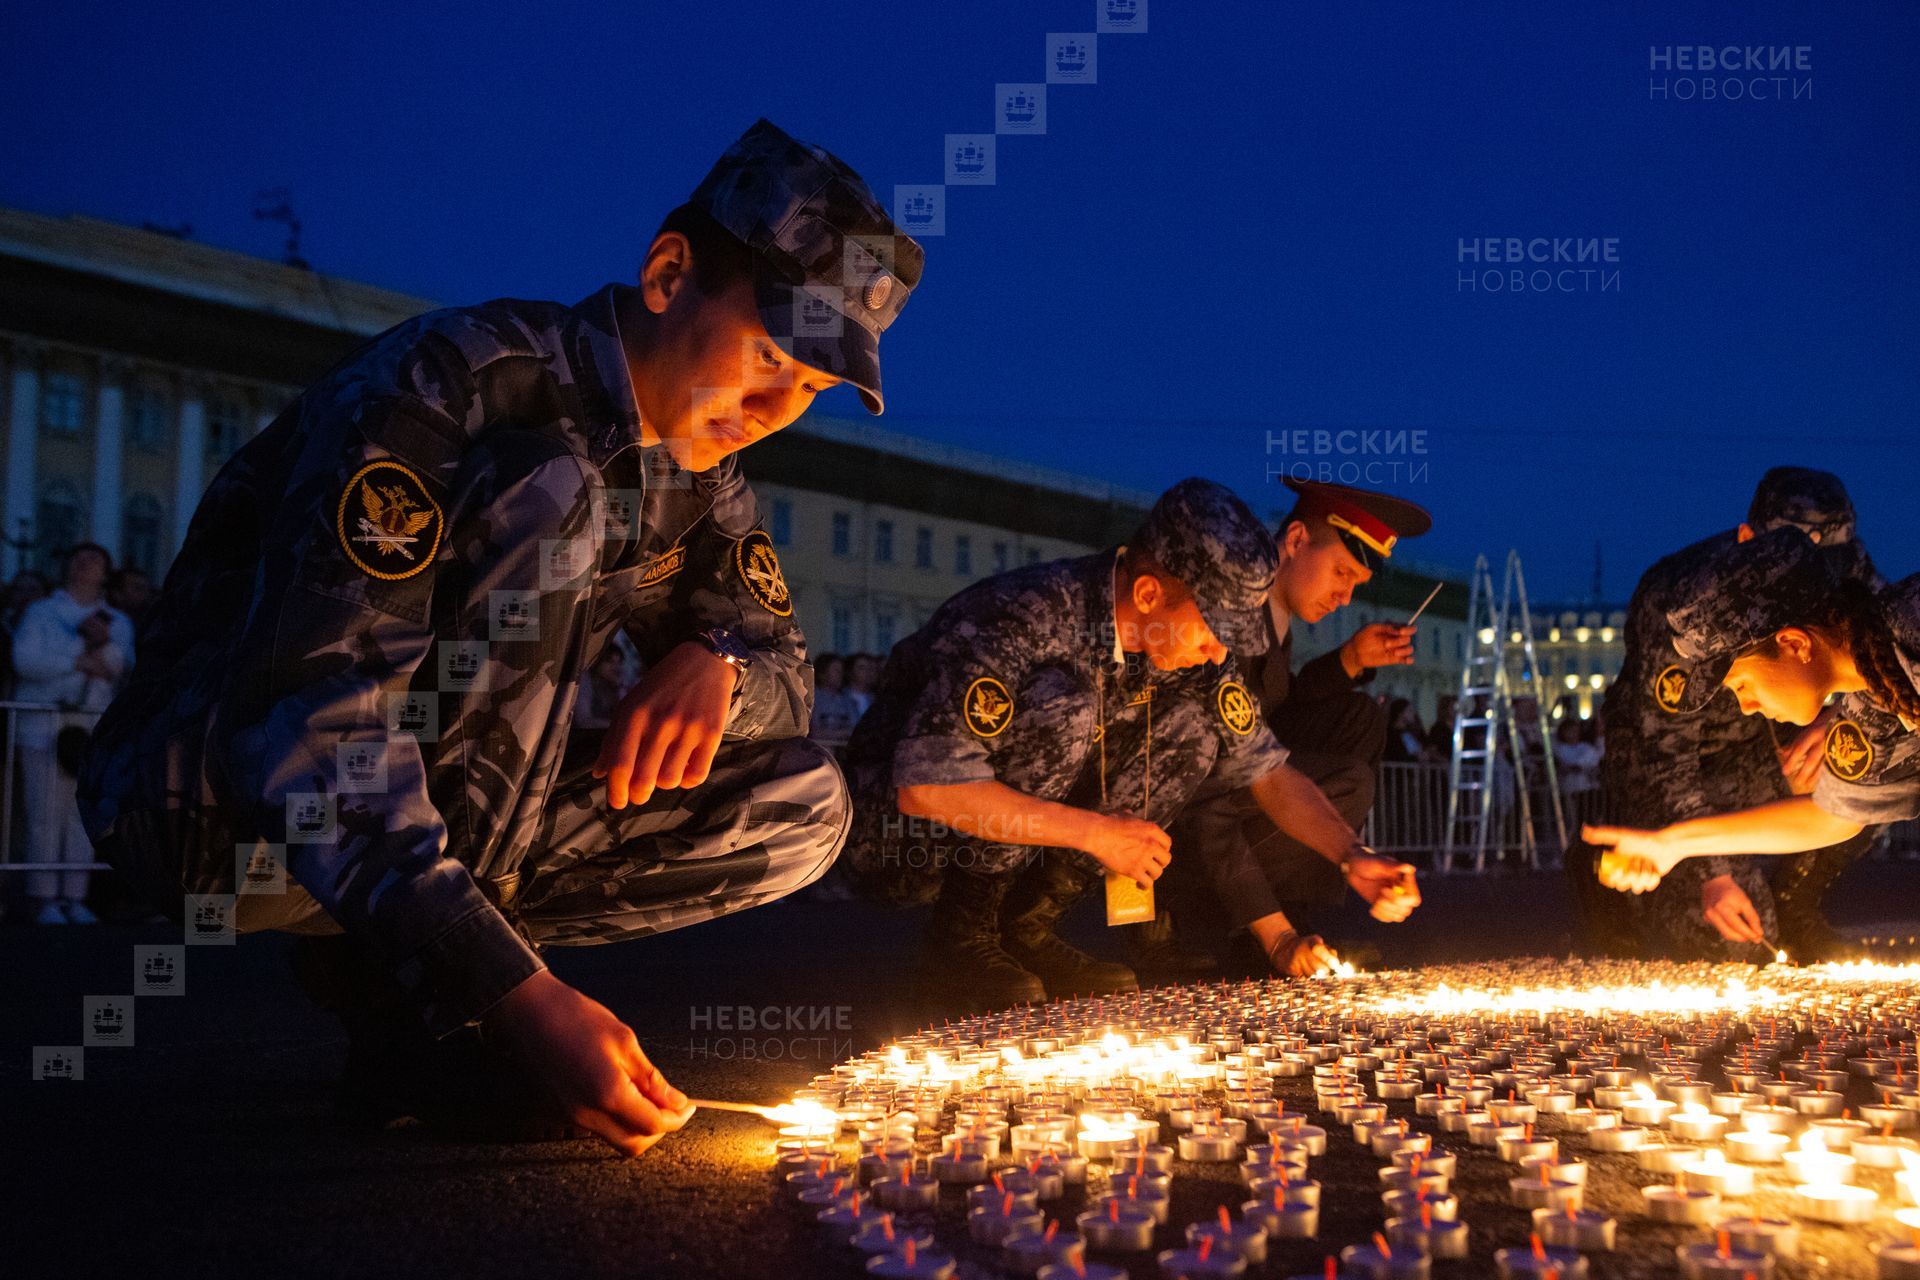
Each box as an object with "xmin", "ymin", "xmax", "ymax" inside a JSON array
[
  {"xmin": 1823, "ymin": 718, "xmax": 1874, "ymax": 782},
  {"xmin": 963, "ymin": 676, "xmax": 1014, "ymax": 738},
  {"xmin": 1217, "ymin": 680, "xmax": 1258, "ymax": 736},
  {"xmin": 337, "ymin": 460, "xmax": 442, "ymax": 581},
  {"xmin": 734, "ymin": 530, "xmax": 792, "ymax": 616}
]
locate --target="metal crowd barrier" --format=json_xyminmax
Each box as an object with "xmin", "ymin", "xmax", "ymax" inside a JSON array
[{"xmin": 0, "ymin": 701, "xmax": 111, "ymax": 873}]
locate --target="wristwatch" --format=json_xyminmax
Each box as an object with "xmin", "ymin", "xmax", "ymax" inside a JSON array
[{"xmin": 694, "ymin": 627, "xmax": 754, "ymax": 681}]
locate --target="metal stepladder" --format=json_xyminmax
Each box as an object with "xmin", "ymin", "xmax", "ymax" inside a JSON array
[{"xmin": 1439, "ymin": 550, "xmax": 1568, "ymax": 874}]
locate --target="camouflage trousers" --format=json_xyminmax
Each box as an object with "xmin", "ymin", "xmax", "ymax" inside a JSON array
[{"xmin": 842, "ymin": 667, "xmax": 1221, "ymax": 907}]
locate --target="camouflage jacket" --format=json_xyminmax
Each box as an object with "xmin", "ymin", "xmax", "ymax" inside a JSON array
[
  {"xmin": 79, "ymin": 284, "xmax": 810, "ymax": 1029},
  {"xmin": 846, "ymin": 554, "xmax": 1287, "ymax": 814},
  {"xmin": 1813, "ymin": 574, "xmax": 1920, "ymax": 824},
  {"xmin": 1601, "ymin": 531, "xmax": 1790, "ymax": 880}
]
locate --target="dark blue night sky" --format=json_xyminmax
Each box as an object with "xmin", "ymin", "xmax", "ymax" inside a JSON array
[{"xmin": 6, "ymin": 0, "xmax": 1915, "ymax": 601}]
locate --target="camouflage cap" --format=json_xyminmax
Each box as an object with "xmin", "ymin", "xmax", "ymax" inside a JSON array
[
  {"xmin": 689, "ymin": 118, "xmax": 924, "ymax": 415},
  {"xmin": 1747, "ymin": 466, "xmax": 1874, "ymax": 584},
  {"xmin": 1131, "ymin": 478, "xmax": 1279, "ymax": 657},
  {"xmin": 1660, "ymin": 526, "xmax": 1842, "ymax": 712}
]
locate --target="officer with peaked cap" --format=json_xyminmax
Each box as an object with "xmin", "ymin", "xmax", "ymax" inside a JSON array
[
  {"xmin": 1143, "ymin": 478, "xmax": 1431, "ymax": 978},
  {"xmin": 840, "ymin": 478, "xmax": 1412, "ymax": 1010},
  {"xmin": 1566, "ymin": 468, "xmax": 1881, "ymax": 962},
  {"xmin": 1588, "ymin": 526, "xmax": 1917, "ymax": 926},
  {"xmin": 79, "ymin": 119, "xmax": 922, "ymax": 1155}
]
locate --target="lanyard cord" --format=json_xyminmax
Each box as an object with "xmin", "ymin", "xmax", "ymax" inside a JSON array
[{"xmin": 1100, "ymin": 552, "xmax": 1151, "ymax": 822}]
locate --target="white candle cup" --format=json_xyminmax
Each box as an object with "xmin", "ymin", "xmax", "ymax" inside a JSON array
[
  {"xmin": 1670, "ymin": 1111, "xmax": 1728, "ymax": 1143},
  {"xmin": 1532, "ymin": 1207, "xmax": 1615, "ymax": 1252},
  {"xmin": 1252, "ymin": 1174, "xmax": 1321, "ymax": 1206},
  {"xmin": 1494, "ymin": 1244, "xmax": 1589, "ymax": 1279},
  {"xmin": 1783, "ymin": 1148, "xmax": 1855, "ymax": 1186},
  {"xmin": 968, "ymin": 1181, "xmax": 1041, "ymax": 1212},
  {"xmin": 931, "ymin": 1152, "xmax": 989, "ymax": 1184},
  {"xmin": 871, "ymin": 1173, "xmax": 940, "ymax": 1211},
  {"xmin": 1179, "ymin": 1130, "xmax": 1240, "ymax": 1162},
  {"xmin": 864, "ymin": 1243, "xmax": 958, "ymax": 1280},
  {"xmin": 1341, "ymin": 1240, "xmax": 1431, "ymax": 1280},
  {"xmin": 1107, "ymin": 1183, "xmax": 1170, "ymax": 1225},
  {"xmin": 1032, "ymin": 1153, "xmax": 1088, "ymax": 1186},
  {"xmin": 1714, "ymin": 1216, "xmax": 1798, "ymax": 1260},
  {"xmin": 1589, "ymin": 1123, "xmax": 1649, "ymax": 1153},
  {"xmin": 1436, "ymin": 1110, "xmax": 1477, "ymax": 1134},
  {"xmin": 1469, "ymin": 1117, "xmax": 1515, "ymax": 1147},
  {"xmin": 1679, "ymin": 1155, "xmax": 1754, "ymax": 1198},
  {"xmin": 1789, "ymin": 1090, "xmax": 1845, "ymax": 1117},
  {"xmin": 1675, "ymin": 1240, "xmax": 1774, "ymax": 1279},
  {"xmin": 1791, "ymin": 1182, "xmax": 1877, "ymax": 1224},
  {"xmin": 1624, "ymin": 1097, "xmax": 1678, "ymax": 1127},
  {"xmin": 1156, "ymin": 1244, "xmax": 1247, "ymax": 1279},
  {"xmin": 1639, "ymin": 1142, "xmax": 1702, "ymax": 1174},
  {"xmin": 968, "ymin": 1201, "xmax": 1045, "ymax": 1246},
  {"xmin": 1077, "ymin": 1202, "xmax": 1157, "ymax": 1253},
  {"xmin": 1643, "ymin": 1185, "xmax": 1721, "ymax": 1224},
  {"xmin": 1563, "ymin": 1108, "xmax": 1619, "ymax": 1133},
  {"xmin": 1383, "ymin": 1190, "xmax": 1458, "ymax": 1222},
  {"xmin": 1112, "ymin": 1141, "xmax": 1175, "ymax": 1173},
  {"xmin": 1003, "ymin": 1228, "xmax": 1084, "ymax": 1278},
  {"xmin": 1386, "ymin": 1215, "xmax": 1470, "ymax": 1259},
  {"xmin": 1738, "ymin": 1104, "xmax": 1803, "ymax": 1134},
  {"xmin": 1490, "ymin": 1098, "xmax": 1539, "ymax": 1125},
  {"xmin": 1187, "ymin": 1217, "xmax": 1269, "ymax": 1265},
  {"xmin": 1876, "ymin": 1239, "xmax": 1920, "ymax": 1280},
  {"xmin": 1858, "ymin": 1134, "xmax": 1920, "ymax": 1169},
  {"xmin": 1379, "ymin": 1167, "xmax": 1449, "ymax": 1196},
  {"xmin": 1707, "ymin": 1091, "xmax": 1748, "ymax": 1118},
  {"xmin": 1725, "ymin": 1130, "xmax": 1790, "ymax": 1164},
  {"xmin": 818, "ymin": 1199, "xmax": 890, "ymax": 1240},
  {"xmin": 1812, "ymin": 1117, "xmax": 1870, "ymax": 1150},
  {"xmin": 1275, "ymin": 1122, "xmax": 1328, "ymax": 1156},
  {"xmin": 1510, "ymin": 1173, "xmax": 1583, "ymax": 1211},
  {"xmin": 1519, "ymin": 1156, "xmax": 1587, "ymax": 1186},
  {"xmin": 1592, "ymin": 1087, "xmax": 1636, "ymax": 1110},
  {"xmin": 1244, "ymin": 1196, "xmax": 1319, "ymax": 1239},
  {"xmin": 850, "ymin": 1219, "xmax": 936, "ymax": 1258},
  {"xmin": 1528, "ymin": 1088, "xmax": 1577, "ymax": 1115},
  {"xmin": 1396, "ymin": 1149, "xmax": 1457, "ymax": 1178},
  {"xmin": 1500, "ymin": 1135, "xmax": 1559, "ymax": 1164}
]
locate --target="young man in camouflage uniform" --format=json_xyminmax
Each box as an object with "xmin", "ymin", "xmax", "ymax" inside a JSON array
[
  {"xmin": 79, "ymin": 119, "xmax": 922, "ymax": 1156},
  {"xmin": 841, "ymin": 479, "xmax": 1417, "ymax": 1011},
  {"xmin": 1565, "ymin": 468, "xmax": 1880, "ymax": 962}
]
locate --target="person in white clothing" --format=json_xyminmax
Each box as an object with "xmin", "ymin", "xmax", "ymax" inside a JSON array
[{"xmin": 11, "ymin": 543, "xmax": 133, "ymax": 924}]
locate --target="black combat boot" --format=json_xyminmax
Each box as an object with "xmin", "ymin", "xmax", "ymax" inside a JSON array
[
  {"xmin": 1772, "ymin": 835, "xmax": 1871, "ymax": 962},
  {"xmin": 290, "ymin": 934, "xmax": 579, "ymax": 1141},
  {"xmin": 1128, "ymin": 908, "xmax": 1220, "ymax": 983},
  {"xmin": 1001, "ymin": 856, "xmax": 1139, "ymax": 998},
  {"xmin": 918, "ymin": 867, "xmax": 1047, "ymax": 1012}
]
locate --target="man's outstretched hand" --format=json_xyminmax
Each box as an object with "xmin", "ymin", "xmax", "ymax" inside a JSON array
[
  {"xmin": 487, "ymin": 970, "xmax": 694, "ymax": 1157},
  {"xmin": 593, "ymin": 640, "xmax": 738, "ymax": 809}
]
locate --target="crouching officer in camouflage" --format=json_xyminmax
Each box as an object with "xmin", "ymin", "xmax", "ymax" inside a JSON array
[
  {"xmin": 841, "ymin": 479, "xmax": 1400, "ymax": 1011},
  {"xmin": 77, "ymin": 119, "xmax": 921, "ymax": 1156},
  {"xmin": 1565, "ymin": 468, "xmax": 1880, "ymax": 962}
]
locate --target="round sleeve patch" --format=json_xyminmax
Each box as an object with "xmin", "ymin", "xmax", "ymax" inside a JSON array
[
  {"xmin": 734, "ymin": 530, "xmax": 793, "ymax": 616},
  {"xmin": 1653, "ymin": 665, "xmax": 1689, "ymax": 714},
  {"xmin": 963, "ymin": 676, "xmax": 1014, "ymax": 738},
  {"xmin": 1217, "ymin": 680, "xmax": 1258, "ymax": 735},
  {"xmin": 1823, "ymin": 718, "xmax": 1874, "ymax": 782},
  {"xmin": 337, "ymin": 460, "xmax": 443, "ymax": 581}
]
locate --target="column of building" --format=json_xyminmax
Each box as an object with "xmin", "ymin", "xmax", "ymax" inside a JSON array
[{"xmin": 3, "ymin": 337, "xmax": 43, "ymax": 575}]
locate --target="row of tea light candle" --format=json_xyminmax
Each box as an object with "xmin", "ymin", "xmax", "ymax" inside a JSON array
[{"xmin": 764, "ymin": 958, "xmax": 1920, "ymax": 1279}]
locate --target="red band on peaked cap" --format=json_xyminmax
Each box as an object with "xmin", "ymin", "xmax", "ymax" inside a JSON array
[{"xmin": 1296, "ymin": 492, "xmax": 1398, "ymax": 557}]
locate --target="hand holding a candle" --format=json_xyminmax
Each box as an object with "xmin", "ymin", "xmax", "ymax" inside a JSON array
[
  {"xmin": 1263, "ymin": 928, "xmax": 1340, "ymax": 978},
  {"xmin": 1347, "ymin": 853, "xmax": 1420, "ymax": 922},
  {"xmin": 1700, "ymin": 875, "xmax": 1768, "ymax": 943},
  {"xmin": 487, "ymin": 970, "xmax": 694, "ymax": 1156},
  {"xmin": 1081, "ymin": 810, "xmax": 1172, "ymax": 889},
  {"xmin": 1583, "ymin": 826, "xmax": 1685, "ymax": 892}
]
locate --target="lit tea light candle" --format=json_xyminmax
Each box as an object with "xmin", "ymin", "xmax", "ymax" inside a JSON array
[
  {"xmin": 1341, "ymin": 1232, "xmax": 1430, "ymax": 1280},
  {"xmin": 1812, "ymin": 1115, "xmax": 1871, "ymax": 1150},
  {"xmin": 1738, "ymin": 1103, "xmax": 1802, "ymax": 1134},
  {"xmin": 1076, "ymin": 1116, "xmax": 1138, "ymax": 1161},
  {"xmin": 1791, "ymin": 1179, "xmax": 1877, "ymax": 1224},
  {"xmin": 1188, "ymin": 1206, "xmax": 1268, "ymax": 1265},
  {"xmin": 1669, "ymin": 1104, "xmax": 1728, "ymax": 1144},
  {"xmin": 1077, "ymin": 1197, "xmax": 1156, "ymax": 1253},
  {"xmin": 1674, "ymin": 1228, "xmax": 1773, "ymax": 1279},
  {"xmin": 1639, "ymin": 1141, "xmax": 1702, "ymax": 1174},
  {"xmin": 872, "ymin": 1172, "xmax": 940, "ymax": 1211},
  {"xmin": 1386, "ymin": 1203, "xmax": 1469, "ymax": 1258},
  {"xmin": 1494, "ymin": 1235, "xmax": 1588, "ymax": 1280},
  {"xmin": 969, "ymin": 1192, "xmax": 1044, "ymax": 1245},
  {"xmin": 1588, "ymin": 1123, "xmax": 1649, "ymax": 1152},
  {"xmin": 1003, "ymin": 1221, "xmax": 1083, "ymax": 1277},
  {"xmin": 1858, "ymin": 1129, "xmax": 1920, "ymax": 1170},
  {"xmin": 1708, "ymin": 1090, "xmax": 1748, "ymax": 1118},
  {"xmin": 1715, "ymin": 1215, "xmax": 1799, "ymax": 1259},
  {"xmin": 1879, "ymin": 1231, "xmax": 1920, "ymax": 1280},
  {"xmin": 865, "ymin": 1238, "xmax": 957, "ymax": 1280},
  {"xmin": 1726, "ymin": 1127, "xmax": 1790, "ymax": 1164},
  {"xmin": 1510, "ymin": 1163, "xmax": 1582, "ymax": 1211},
  {"xmin": 1623, "ymin": 1085, "xmax": 1678, "ymax": 1127},
  {"xmin": 850, "ymin": 1215, "xmax": 935, "ymax": 1259},
  {"xmin": 1680, "ymin": 1148, "xmax": 1753, "ymax": 1198},
  {"xmin": 1643, "ymin": 1184, "xmax": 1720, "ymax": 1224},
  {"xmin": 1532, "ymin": 1205, "xmax": 1615, "ymax": 1252},
  {"xmin": 1783, "ymin": 1130, "xmax": 1855, "ymax": 1185}
]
